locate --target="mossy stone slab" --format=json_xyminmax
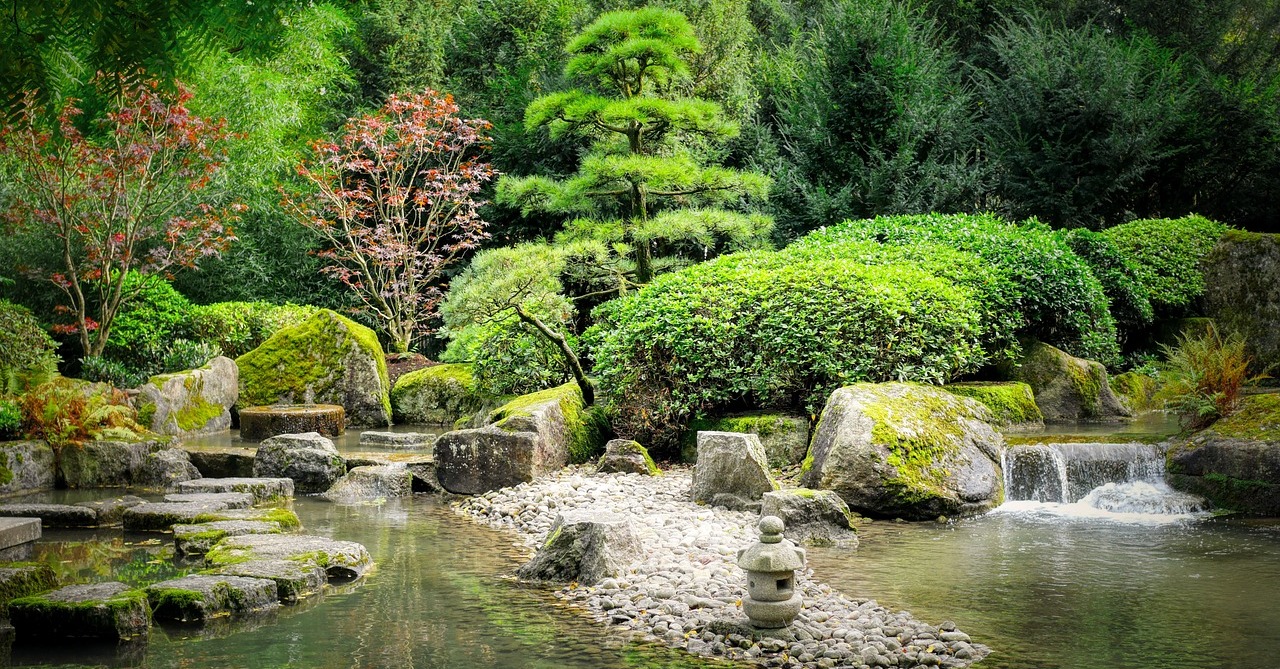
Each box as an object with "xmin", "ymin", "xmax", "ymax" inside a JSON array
[
  {"xmin": 173, "ymin": 520, "xmax": 282, "ymax": 557},
  {"xmin": 9, "ymin": 582, "xmax": 150, "ymax": 641},
  {"xmin": 145, "ymin": 574, "xmax": 278, "ymax": 622},
  {"xmin": 207, "ymin": 559, "xmax": 326, "ymax": 603},
  {"xmin": 205, "ymin": 534, "xmax": 372, "ymax": 580},
  {"xmin": 172, "ymin": 477, "xmax": 295, "ymax": 504},
  {"xmin": 163, "ymin": 492, "xmax": 254, "ymax": 509},
  {"xmin": 0, "ymin": 504, "xmax": 98, "ymax": 528},
  {"xmin": 122, "ymin": 501, "xmax": 230, "ymax": 532},
  {"xmin": 0, "ymin": 563, "xmax": 57, "ymax": 617}
]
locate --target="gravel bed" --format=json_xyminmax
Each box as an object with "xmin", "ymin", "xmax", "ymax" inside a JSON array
[{"xmin": 456, "ymin": 466, "xmax": 990, "ymax": 668}]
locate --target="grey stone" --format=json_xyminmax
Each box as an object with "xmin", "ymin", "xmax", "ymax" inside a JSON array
[
  {"xmin": 195, "ymin": 507, "xmax": 299, "ymax": 528},
  {"xmin": 0, "ymin": 441, "xmax": 55, "ymax": 496},
  {"xmin": 209, "ymin": 559, "xmax": 326, "ymax": 603},
  {"xmin": 516, "ymin": 510, "xmax": 643, "ymax": 585},
  {"xmin": 9, "ymin": 582, "xmax": 150, "ymax": 641},
  {"xmin": 136, "ymin": 448, "xmax": 202, "ymax": 488},
  {"xmin": 0, "ymin": 503, "xmax": 98, "ymax": 528},
  {"xmin": 1002, "ymin": 341, "xmax": 1131, "ymax": 421},
  {"xmin": 135, "ymin": 356, "xmax": 238, "ymax": 437},
  {"xmin": 183, "ymin": 447, "xmax": 256, "ymax": 478},
  {"xmin": 58, "ymin": 439, "xmax": 165, "ymax": 488},
  {"xmin": 358, "ymin": 431, "xmax": 437, "ymax": 450},
  {"xmin": 761, "ymin": 489, "xmax": 860, "ymax": 548},
  {"xmin": 206, "ymin": 534, "xmax": 373, "ymax": 580},
  {"xmin": 253, "ymin": 432, "xmax": 346, "ymax": 494},
  {"xmin": 173, "ymin": 476, "xmax": 294, "ymax": 504},
  {"xmin": 122, "ymin": 501, "xmax": 230, "ymax": 532},
  {"xmin": 1204, "ymin": 231, "xmax": 1280, "ymax": 372},
  {"xmin": 173, "ymin": 520, "xmax": 282, "ymax": 556},
  {"xmin": 0, "ymin": 563, "xmax": 56, "ymax": 615},
  {"xmin": 487, "ymin": 389, "xmax": 576, "ymax": 474},
  {"xmin": 801, "ymin": 383, "xmax": 1004, "ymax": 520},
  {"xmin": 73, "ymin": 495, "xmax": 147, "ymax": 525},
  {"xmin": 145, "ymin": 574, "xmax": 278, "ymax": 621},
  {"xmin": 433, "ymin": 426, "xmax": 543, "ymax": 494},
  {"xmin": 0, "ymin": 517, "xmax": 40, "ymax": 551},
  {"xmin": 682, "ymin": 414, "xmax": 812, "ymax": 467},
  {"xmin": 239, "ymin": 404, "xmax": 345, "ymax": 441},
  {"xmin": 1167, "ymin": 399, "xmax": 1280, "ymax": 515},
  {"xmin": 164, "ymin": 492, "xmax": 254, "ymax": 509},
  {"xmin": 691, "ymin": 432, "xmax": 777, "ymax": 505},
  {"xmin": 390, "ymin": 363, "xmax": 488, "ymax": 426},
  {"xmin": 597, "ymin": 439, "xmax": 660, "ymax": 476},
  {"xmin": 322, "ymin": 465, "xmax": 413, "ymax": 502}
]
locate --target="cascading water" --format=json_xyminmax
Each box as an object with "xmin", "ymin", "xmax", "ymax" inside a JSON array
[{"xmin": 997, "ymin": 442, "xmax": 1208, "ymax": 523}]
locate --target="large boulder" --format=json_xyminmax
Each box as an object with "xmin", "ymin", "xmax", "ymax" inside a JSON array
[
  {"xmin": 942, "ymin": 382, "xmax": 1044, "ymax": 431},
  {"xmin": 690, "ymin": 431, "xmax": 778, "ymax": 507},
  {"xmin": 390, "ymin": 363, "xmax": 491, "ymax": 426},
  {"xmin": 0, "ymin": 441, "xmax": 55, "ymax": 495},
  {"xmin": 253, "ymin": 432, "xmax": 346, "ymax": 494},
  {"xmin": 761, "ymin": 489, "xmax": 860, "ymax": 547},
  {"xmin": 1001, "ymin": 341, "xmax": 1131, "ymax": 421},
  {"xmin": 1167, "ymin": 394, "xmax": 1280, "ymax": 515},
  {"xmin": 801, "ymin": 382, "xmax": 1005, "ymax": 520},
  {"xmin": 433, "ymin": 426, "xmax": 542, "ymax": 494},
  {"xmin": 236, "ymin": 310, "xmax": 391, "ymax": 427},
  {"xmin": 58, "ymin": 439, "xmax": 167, "ymax": 488},
  {"xmin": 488, "ymin": 382, "xmax": 608, "ymax": 465},
  {"xmin": 322, "ymin": 464, "xmax": 413, "ymax": 502},
  {"xmin": 1203, "ymin": 230, "xmax": 1280, "ymax": 373},
  {"xmin": 135, "ymin": 356, "xmax": 238, "ymax": 437},
  {"xmin": 515, "ymin": 510, "xmax": 643, "ymax": 585},
  {"xmin": 682, "ymin": 414, "xmax": 811, "ymax": 466},
  {"xmin": 136, "ymin": 448, "xmax": 202, "ymax": 488},
  {"xmin": 596, "ymin": 439, "xmax": 661, "ymax": 476}
]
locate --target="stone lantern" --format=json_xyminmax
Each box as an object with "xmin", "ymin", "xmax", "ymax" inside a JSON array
[{"xmin": 736, "ymin": 515, "xmax": 806, "ymax": 628}]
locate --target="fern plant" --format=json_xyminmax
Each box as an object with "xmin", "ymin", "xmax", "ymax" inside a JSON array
[{"xmin": 1157, "ymin": 323, "xmax": 1270, "ymax": 430}]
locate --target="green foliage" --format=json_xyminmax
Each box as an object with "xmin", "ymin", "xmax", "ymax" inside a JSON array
[
  {"xmin": 975, "ymin": 14, "xmax": 1192, "ymax": 228},
  {"xmin": 589, "ymin": 250, "xmax": 985, "ymax": 450},
  {"xmin": 1156, "ymin": 322, "xmax": 1270, "ymax": 430},
  {"xmin": 1058, "ymin": 228, "xmax": 1154, "ymax": 337},
  {"xmin": 161, "ymin": 340, "xmax": 223, "ymax": 374},
  {"xmin": 0, "ymin": 299, "xmax": 60, "ymax": 395},
  {"xmin": 0, "ymin": 398, "xmax": 20, "ymax": 439},
  {"xmin": 103, "ymin": 273, "xmax": 193, "ymax": 373},
  {"xmin": 79, "ymin": 356, "xmax": 148, "ymax": 390},
  {"xmin": 448, "ymin": 321, "xmax": 570, "ymax": 397},
  {"xmin": 1103, "ymin": 215, "xmax": 1229, "ymax": 313},
  {"xmin": 18, "ymin": 377, "xmax": 148, "ymax": 454},
  {"xmin": 187, "ymin": 302, "xmax": 321, "ymax": 358},
  {"xmin": 797, "ymin": 214, "xmax": 1120, "ymax": 365},
  {"xmin": 756, "ymin": 0, "xmax": 984, "ymax": 240}
]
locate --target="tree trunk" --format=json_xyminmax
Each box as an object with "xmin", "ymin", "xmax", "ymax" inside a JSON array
[{"xmin": 514, "ymin": 305, "xmax": 596, "ymax": 406}]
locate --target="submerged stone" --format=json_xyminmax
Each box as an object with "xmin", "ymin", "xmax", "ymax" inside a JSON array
[
  {"xmin": 146, "ymin": 574, "xmax": 278, "ymax": 622},
  {"xmin": 173, "ymin": 520, "xmax": 282, "ymax": 557},
  {"xmin": 205, "ymin": 534, "xmax": 373, "ymax": 580},
  {"xmin": 172, "ymin": 477, "xmax": 295, "ymax": 504},
  {"xmin": 73, "ymin": 495, "xmax": 148, "ymax": 526},
  {"xmin": 9, "ymin": 582, "xmax": 150, "ymax": 641},
  {"xmin": 0, "ymin": 503, "xmax": 98, "ymax": 528},
  {"xmin": 516, "ymin": 510, "xmax": 642, "ymax": 585},
  {"xmin": 122, "ymin": 501, "xmax": 230, "ymax": 532},
  {"xmin": 253, "ymin": 432, "xmax": 346, "ymax": 494},
  {"xmin": 208, "ymin": 559, "xmax": 326, "ymax": 603},
  {"xmin": 163, "ymin": 492, "xmax": 255, "ymax": 509}
]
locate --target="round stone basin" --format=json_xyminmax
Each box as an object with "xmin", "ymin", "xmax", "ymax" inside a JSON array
[{"xmin": 238, "ymin": 405, "xmax": 345, "ymax": 441}]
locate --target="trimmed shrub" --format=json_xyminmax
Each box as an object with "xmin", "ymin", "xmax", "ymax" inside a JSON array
[
  {"xmin": 589, "ymin": 251, "xmax": 985, "ymax": 451},
  {"xmin": 79, "ymin": 356, "xmax": 148, "ymax": 390},
  {"xmin": 161, "ymin": 339, "xmax": 223, "ymax": 373},
  {"xmin": 0, "ymin": 299, "xmax": 60, "ymax": 395},
  {"xmin": 1058, "ymin": 228, "xmax": 1154, "ymax": 337},
  {"xmin": 442, "ymin": 320, "xmax": 570, "ymax": 398},
  {"xmin": 795, "ymin": 214, "xmax": 1120, "ymax": 365},
  {"xmin": 1103, "ymin": 215, "xmax": 1229, "ymax": 314},
  {"xmin": 186, "ymin": 302, "xmax": 321, "ymax": 358},
  {"xmin": 104, "ymin": 273, "xmax": 193, "ymax": 372}
]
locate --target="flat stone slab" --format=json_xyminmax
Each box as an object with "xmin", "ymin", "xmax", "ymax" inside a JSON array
[
  {"xmin": 358, "ymin": 431, "xmax": 437, "ymax": 450},
  {"xmin": 122, "ymin": 501, "xmax": 229, "ymax": 532},
  {"xmin": 192, "ymin": 507, "xmax": 300, "ymax": 530},
  {"xmin": 344, "ymin": 453, "xmax": 437, "ymax": 492},
  {"xmin": 0, "ymin": 563, "xmax": 57, "ymax": 615},
  {"xmin": 73, "ymin": 495, "xmax": 148, "ymax": 526},
  {"xmin": 206, "ymin": 534, "xmax": 372, "ymax": 580},
  {"xmin": 172, "ymin": 520, "xmax": 282, "ymax": 557},
  {"xmin": 181, "ymin": 446, "xmax": 256, "ymax": 479},
  {"xmin": 322, "ymin": 465, "xmax": 413, "ymax": 502},
  {"xmin": 145, "ymin": 574, "xmax": 278, "ymax": 622},
  {"xmin": 9, "ymin": 582, "xmax": 150, "ymax": 641},
  {"xmin": 0, "ymin": 504, "xmax": 98, "ymax": 528},
  {"xmin": 163, "ymin": 492, "xmax": 254, "ymax": 509},
  {"xmin": 172, "ymin": 477, "xmax": 294, "ymax": 504},
  {"xmin": 0, "ymin": 517, "xmax": 41, "ymax": 550},
  {"xmin": 209, "ymin": 559, "xmax": 326, "ymax": 603}
]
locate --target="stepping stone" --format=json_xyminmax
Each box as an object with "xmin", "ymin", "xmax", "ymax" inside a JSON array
[
  {"xmin": 358, "ymin": 431, "xmax": 437, "ymax": 450},
  {"xmin": 0, "ymin": 504, "xmax": 98, "ymax": 528},
  {"xmin": 173, "ymin": 520, "xmax": 282, "ymax": 557},
  {"xmin": 0, "ymin": 517, "xmax": 41, "ymax": 551},
  {"xmin": 0, "ymin": 563, "xmax": 57, "ymax": 617},
  {"xmin": 73, "ymin": 495, "xmax": 147, "ymax": 526},
  {"xmin": 344, "ymin": 453, "xmax": 438, "ymax": 493},
  {"xmin": 182, "ymin": 446, "xmax": 255, "ymax": 479},
  {"xmin": 9, "ymin": 582, "xmax": 150, "ymax": 641},
  {"xmin": 172, "ymin": 477, "xmax": 294, "ymax": 504},
  {"xmin": 322, "ymin": 465, "xmax": 413, "ymax": 502},
  {"xmin": 122, "ymin": 501, "xmax": 229, "ymax": 532},
  {"xmin": 208, "ymin": 559, "xmax": 326, "ymax": 603},
  {"xmin": 145, "ymin": 574, "xmax": 278, "ymax": 622},
  {"xmin": 194, "ymin": 507, "xmax": 300, "ymax": 530},
  {"xmin": 163, "ymin": 492, "xmax": 254, "ymax": 509},
  {"xmin": 206, "ymin": 534, "xmax": 373, "ymax": 580}
]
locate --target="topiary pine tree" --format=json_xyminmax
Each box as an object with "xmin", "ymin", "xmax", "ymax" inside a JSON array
[{"xmin": 496, "ymin": 7, "xmax": 772, "ymax": 294}]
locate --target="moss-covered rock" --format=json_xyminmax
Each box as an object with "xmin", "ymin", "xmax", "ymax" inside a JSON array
[
  {"xmin": 145, "ymin": 574, "xmax": 279, "ymax": 622},
  {"xmin": 1167, "ymin": 393, "xmax": 1280, "ymax": 515},
  {"xmin": 204, "ymin": 533, "xmax": 372, "ymax": 580},
  {"xmin": 1203, "ymin": 230, "xmax": 1280, "ymax": 374},
  {"xmin": 236, "ymin": 310, "xmax": 391, "ymax": 427},
  {"xmin": 488, "ymin": 382, "xmax": 609, "ymax": 465},
  {"xmin": 0, "ymin": 441, "xmax": 55, "ymax": 496},
  {"xmin": 800, "ymin": 382, "xmax": 1004, "ymax": 520},
  {"xmin": 253, "ymin": 432, "xmax": 345, "ymax": 494},
  {"xmin": 135, "ymin": 357, "xmax": 238, "ymax": 437},
  {"xmin": 596, "ymin": 439, "xmax": 661, "ymax": 476},
  {"xmin": 58, "ymin": 439, "xmax": 173, "ymax": 488},
  {"xmin": 0, "ymin": 563, "xmax": 58, "ymax": 618},
  {"xmin": 680, "ymin": 413, "xmax": 810, "ymax": 466},
  {"xmin": 1109, "ymin": 371, "xmax": 1160, "ymax": 414},
  {"xmin": 9, "ymin": 582, "xmax": 150, "ymax": 641},
  {"xmin": 943, "ymin": 382, "xmax": 1044, "ymax": 430},
  {"xmin": 390, "ymin": 363, "xmax": 494, "ymax": 426},
  {"xmin": 1000, "ymin": 341, "xmax": 1131, "ymax": 421}
]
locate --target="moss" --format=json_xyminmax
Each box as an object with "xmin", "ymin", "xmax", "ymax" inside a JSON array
[
  {"xmin": 943, "ymin": 382, "xmax": 1043, "ymax": 427},
  {"xmin": 194, "ymin": 508, "xmax": 301, "ymax": 530},
  {"xmin": 9, "ymin": 587, "xmax": 150, "ymax": 639},
  {"xmin": 1109, "ymin": 371, "xmax": 1158, "ymax": 413},
  {"xmin": 391, "ymin": 363, "xmax": 494, "ymax": 425},
  {"xmin": 174, "ymin": 396, "xmax": 224, "ymax": 433},
  {"xmin": 1204, "ymin": 394, "xmax": 1280, "ymax": 441},
  {"xmin": 0, "ymin": 463, "xmax": 12, "ymax": 486},
  {"xmin": 490, "ymin": 382, "xmax": 610, "ymax": 463},
  {"xmin": 147, "ymin": 587, "xmax": 206, "ymax": 618},
  {"xmin": 0, "ymin": 564, "xmax": 58, "ymax": 616},
  {"xmin": 203, "ymin": 546, "xmax": 251, "ymax": 568},
  {"xmin": 136, "ymin": 401, "xmax": 157, "ymax": 428},
  {"xmin": 236, "ymin": 309, "xmax": 390, "ymax": 419}
]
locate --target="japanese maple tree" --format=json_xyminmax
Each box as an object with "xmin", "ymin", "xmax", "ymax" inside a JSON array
[
  {"xmin": 0, "ymin": 80, "xmax": 241, "ymax": 359},
  {"xmin": 285, "ymin": 90, "xmax": 495, "ymax": 353}
]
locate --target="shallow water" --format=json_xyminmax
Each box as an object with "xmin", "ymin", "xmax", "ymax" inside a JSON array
[{"xmin": 180, "ymin": 424, "xmax": 446, "ymax": 454}]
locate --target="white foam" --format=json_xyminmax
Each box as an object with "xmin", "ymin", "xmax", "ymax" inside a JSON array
[{"xmin": 991, "ymin": 480, "xmax": 1211, "ymax": 525}]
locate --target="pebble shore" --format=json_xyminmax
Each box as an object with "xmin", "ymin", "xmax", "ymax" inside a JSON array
[{"xmin": 456, "ymin": 466, "xmax": 990, "ymax": 669}]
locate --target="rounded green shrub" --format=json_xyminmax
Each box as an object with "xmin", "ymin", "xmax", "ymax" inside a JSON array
[
  {"xmin": 442, "ymin": 320, "xmax": 569, "ymax": 397},
  {"xmin": 589, "ymin": 251, "xmax": 985, "ymax": 450},
  {"xmin": 795, "ymin": 214, "xmax": 1120, "ymax": 365},
  {"xmin": 1058, "ymin": 228, "xmax": 1154, "ymax": 337},
  {"xmin": 0, "ymin": 299, "xmax": 60, "ymax": 395},
  {"xmin": 104, "ymin": 273, "xmax": 193, "ymax": 370},
  {"xmin": 1102, "ymin": 215, "xmax": 1228, "ymax": 313},
  {"xmin": 186, "ymin": 302, "xmax": 321, "ymax": 358}
]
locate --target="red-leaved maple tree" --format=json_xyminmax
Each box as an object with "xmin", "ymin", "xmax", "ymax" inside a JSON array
[
  {"xmin": 0, "ymin": 80, "xmax": 241, "ymax": 359},
  {"xmin": 284, "ymin": 90, "xmax": 495, "ymax": 353}
]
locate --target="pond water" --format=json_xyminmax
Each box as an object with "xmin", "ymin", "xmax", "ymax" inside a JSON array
[{"xmin": 180, "ymin": 424, "xmax": 447, "ymax": 455}]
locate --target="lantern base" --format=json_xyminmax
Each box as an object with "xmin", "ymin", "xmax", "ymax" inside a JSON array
[{"xmin": 743, "ymin": 592, "xmax": 802, "ymax": 628}]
